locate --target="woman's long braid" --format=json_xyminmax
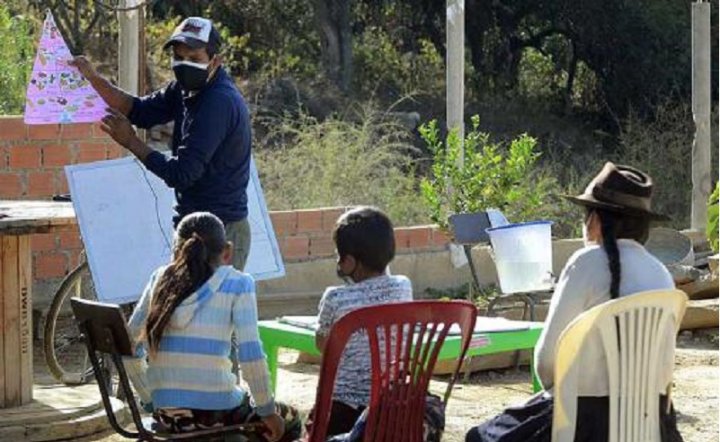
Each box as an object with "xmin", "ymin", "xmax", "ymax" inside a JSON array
[{"xmin": 598, "ymin": 210, "xmax": 621, "ymax": 299}]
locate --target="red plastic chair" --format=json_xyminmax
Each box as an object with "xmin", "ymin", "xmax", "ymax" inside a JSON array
[{"xmin": 307, "ymin": 300, "xmax": 478, "ymax": 442}]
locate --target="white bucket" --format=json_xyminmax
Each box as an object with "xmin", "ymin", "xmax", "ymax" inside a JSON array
[{"xmin": 486, "ymin": 221, "xmax": 554, "ymax": 294}]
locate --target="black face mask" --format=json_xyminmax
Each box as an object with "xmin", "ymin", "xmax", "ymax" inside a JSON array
[
  {"xmin": 172, "ymin": 60, "xmax": 210, "ymax": 91},
  {"xmin": 336, "ymin": 264, "xmax": 355, "ymax": 284}
]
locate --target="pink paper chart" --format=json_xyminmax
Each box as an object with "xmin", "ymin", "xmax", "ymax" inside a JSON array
[{"xmin": 24, "ymin": 11, "xmax": 107, "ymax": 125}]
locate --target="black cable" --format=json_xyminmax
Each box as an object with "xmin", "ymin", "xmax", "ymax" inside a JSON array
[{"xmin": 135, "ymin": 158, "xmax": 173, "ymax": 253}]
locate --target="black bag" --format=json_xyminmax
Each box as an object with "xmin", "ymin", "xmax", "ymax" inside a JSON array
[
  {"xmin": 328, "ymin": 393, "xmax": 446, "ymax": 442},
  {"xmin": 466, "ymin": 393, "xmax": 552, "ymax": 442}
]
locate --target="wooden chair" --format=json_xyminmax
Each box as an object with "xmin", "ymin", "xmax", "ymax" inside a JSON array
[
  {"xmin": 307, "ymin": 300, "xmax": 478, "ymax": 442},
  {"xmin": 551, "ymin": 289, "xmax": 688, "ymax": 442},
  {"xmin": 70, "ymin": 297, "xmax": 263, "ymax": 441}
]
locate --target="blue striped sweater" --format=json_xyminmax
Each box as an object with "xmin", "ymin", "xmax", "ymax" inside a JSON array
[{"xmin": 124, "ymin": 265, "xmax": 275, "ymax": 416}]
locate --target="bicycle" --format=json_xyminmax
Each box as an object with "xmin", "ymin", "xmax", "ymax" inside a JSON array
[
  {"xmin": 43, "ymin": 194, "xmax": 134, "ymax": 395},
  {"xmin": 43, "ymin": 195, "xmax": 239, "ymax": 397}
]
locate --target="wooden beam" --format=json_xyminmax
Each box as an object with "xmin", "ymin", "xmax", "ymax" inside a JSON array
[
  {"xmin": 18, "ymin": 236, "xmax": 31, "ymax": 405},
  {"xmin": 2, "ymin": 236, "xmax": 20, "ymax": 407}
]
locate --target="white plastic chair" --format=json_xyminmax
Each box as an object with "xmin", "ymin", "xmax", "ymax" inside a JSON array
[{"xmin": 551, "ymin": 289, "xmax": 688, "ymax": 442}]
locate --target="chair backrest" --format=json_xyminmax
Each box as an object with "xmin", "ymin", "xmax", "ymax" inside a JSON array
[
  {"xmin": 308, "ymin": 300, "xmax": 478, "ymax": 442},
  {"xmin": 70, "ymin": 298, "xmax": 147, "ymax": 439},
  {"xmin": 70, "ymin": 298, "xmax": 264, "ymax": 441},
  {"xmin": 448, "ymin": 212, "xmax": 492, "ymax": 244},
  {"xmin": 71, "ymin": 298, "xmax": 134, "ymax": 355},
  {"xmin": 551, "ymin": 289, "xmax": 687, "ymax": 442}
]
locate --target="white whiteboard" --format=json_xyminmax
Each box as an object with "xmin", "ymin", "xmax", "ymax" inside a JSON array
[{"xmin": 65, "ymin": 156, "xmax": 284, "ymax": 304}]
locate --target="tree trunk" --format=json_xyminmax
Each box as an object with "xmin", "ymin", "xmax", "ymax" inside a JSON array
[
  {"xmin": 41, "ymin": 0, "xmax": 102, "ymax": 55},
  {"xmin": 312, "ymin": 0, "xmax": 352, "ymax": 92},
  {"xmin": 337, "ymin": 0, "xmax": 352, "ymax": 92},
  {"xmin": 466, "ymin": 0, "xmax": 491, "ymax": 92},
  {"xmin": 564, "ymin": 41, "xmax": 578, "ymax": 114}
]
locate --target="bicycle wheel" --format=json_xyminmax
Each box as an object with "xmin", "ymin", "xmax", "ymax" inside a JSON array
[{"xmin": 43, "ymin": 260, "xmax": 100, "ymax": 385}]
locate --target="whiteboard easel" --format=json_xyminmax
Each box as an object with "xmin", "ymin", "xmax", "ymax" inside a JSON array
[{"xmin": 65, "ymin": 156, "xmax": 284, "ymax": 304}]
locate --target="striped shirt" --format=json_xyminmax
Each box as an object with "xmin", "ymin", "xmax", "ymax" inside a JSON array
[
  {"xmin": 124, "ymin": 265, "xmax": 275, "ymax": 416},
  {"xmin": 316, "ymin": 274, "xmax": 413, "ymax": 408}
]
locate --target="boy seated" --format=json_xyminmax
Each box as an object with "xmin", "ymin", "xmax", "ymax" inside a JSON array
[{"xmin": 313, "ymin": 206, "xmax": 413, "ymax": 437}]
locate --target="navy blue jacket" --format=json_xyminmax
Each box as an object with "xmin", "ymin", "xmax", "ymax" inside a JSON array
[{"xmin": 129, "ymin": 67, "xmax": 251, "ymax": 226}]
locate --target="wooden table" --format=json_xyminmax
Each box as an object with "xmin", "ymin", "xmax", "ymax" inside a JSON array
[
  {"xmin": 0, "ymin": 201, "xmax": 75, "ymax": 408},
  {"xmin": 258, "ymin": 317, "xmax": 544, "ymax": 396}
]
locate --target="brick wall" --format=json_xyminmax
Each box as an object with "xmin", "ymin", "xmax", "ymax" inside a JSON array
[
  {"xmin": 0, "ymin": 116, "xmax": 124, "ymax": 280},
  {"xmin": 272, "ymin": 208, "xmax": 451, "ymax": 261},
  {"xmin": 0, "ymin": 117, "xmax": 124, "ymax": 200},
  {"xmin": 0, "ymin": 116, "xmax": 450, "ymax": 289}
]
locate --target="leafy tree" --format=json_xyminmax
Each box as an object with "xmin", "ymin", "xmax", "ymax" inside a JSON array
[
  {"xmin": 312, "ymin": 0, "xmax": 353, "ymax": 91},
  {"xmin": 0, "ymin": 4, "xmax": 37, "ymax": 115},
  {"xmin": 206, "ymin": 0, "xmax": 319, "ymax": 78},
  {"xmin": 29, "ymin": 0, "xmax": 105, "ymax": 54},
  {"xmin": 709, "ymin": 183, "xmax": 719, "ymax": 253},
  {"xmin": 420, "ymin": 115, "xmax": 561, "ymax": 230}
]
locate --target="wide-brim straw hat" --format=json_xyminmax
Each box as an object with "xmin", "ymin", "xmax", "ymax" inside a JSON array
[{"xmin": 562, "ymin": 162, "xmax": 670, "ymax": 221}]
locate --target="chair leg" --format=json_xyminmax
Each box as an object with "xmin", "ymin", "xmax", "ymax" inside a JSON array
[
  {"xmin": 525, "ymin": 293, "xmax": 539, "ymax": 322},
  {"xmin": 464, "ymin": 245, "xmax": 482, "ymax": 300},
  {"xmin": 460, "ymin": 244, "xmax": 481, "ymax": 383},
  {"xmin": 87, "ymin": 350, "xmax": 139, "ymax": 439},
  {"xmin": 461, "ymin": 354, "xmax": 472, "ymax": 383},
  {"xmin": 111, "ymin": 352, "xmax": 157, "ymax": 441},
  {"xmin": 486, "ymin": 295, "xmax": 501, "ymax": 317},
  {"xmin": 511, "ymin": 296, "xmax": 529, "ymax": 371}
]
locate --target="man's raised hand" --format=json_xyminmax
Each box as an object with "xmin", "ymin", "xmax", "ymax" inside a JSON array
[
  {"xmin": 101, "ymin": 108, "xmax": 138, "ymax": 149},
  {"xmin": 100, "ymin": 108, "xmax": 152, "ymax": 161},
  {"xmin": 68, "ymin": 56, "xmax": 98, "ymax": 81}
]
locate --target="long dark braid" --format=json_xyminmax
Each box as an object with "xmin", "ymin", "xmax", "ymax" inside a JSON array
[
  {"xmin": 597, "ymin": 210, "xmax": 621, "ymax": 299},
  {"xmin": 143, "ymin": 212, "xmax": 226, "ymax": 356},
  {"xmin": 591, "ymin": 208, "xmax": 651, "ymax": 300}
]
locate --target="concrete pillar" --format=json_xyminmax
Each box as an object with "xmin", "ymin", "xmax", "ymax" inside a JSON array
[
  {"xmin": 446, "ymin": 0, "xmax": 465, "ymax": 163},
  {"xmin": 117, "ymin": 0, "xmax": 140, "ymax": 95},
  {"xmin": 691, "ymin": 2, "xmax": 712, "ymax": 231}
]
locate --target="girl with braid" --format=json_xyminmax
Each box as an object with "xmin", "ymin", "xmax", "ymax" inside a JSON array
[
  {"xmin": 124, "ymin": 212, "xmax": 302, "ymax": 442},
  {"xmin": 466, "ymin": 163, "xmax": 683, "ymax": 442}
]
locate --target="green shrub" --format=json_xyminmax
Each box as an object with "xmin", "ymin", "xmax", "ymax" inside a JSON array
[
  {"xmin": 255, "ymin": 106, "xmax": 428, "ymax": 226},
  {"xmin": 424, "ymin": 284, "xmax": 500, "ymax": 307},
  {"xmin": 538, "ymin": 102, "xmax": 719, "ymax": 236},
  {"xmin": 419, "ymin": 115, "xmax": 563, "ymax": 231},
  {"xmin": 518, "ymin": 47, "xmax": 566, "ymax": 101},
  {"xmin": 517, "ymin": 41, "xmax": 600, "ymax": 111},
  {"xmin": 0, "ymin": 6, "xmax": 36, "ymax": 115},
  {"xmin": 619, "ymin": 102, "xmax": 719, "ymax": 229},
  {"xmin": 709, "ymin": 183, "xmax": 719, "ymax": 253},
  {"xmin": 352, "ymin": 26, "xmax": 444, "ymax": 98}
]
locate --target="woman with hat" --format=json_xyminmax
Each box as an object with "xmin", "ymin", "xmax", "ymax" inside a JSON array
[{"xmin": 465, "ymin": 162, "xmax": 684, "ymax": 442}]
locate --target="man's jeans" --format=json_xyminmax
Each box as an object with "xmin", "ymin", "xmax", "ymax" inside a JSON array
[{"xmin": 226, "ymin": 218, "xmax": 251, "ymax": 271}]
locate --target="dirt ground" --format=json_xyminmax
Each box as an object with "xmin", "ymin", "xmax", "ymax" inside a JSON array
[{"xmin": 86, "ymin": 335, "xmax": 718, "ymax": 442}]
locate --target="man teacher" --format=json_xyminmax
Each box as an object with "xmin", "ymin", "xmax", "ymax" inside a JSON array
[{"xmin": 71, "ymin": 17, "xmax": 254, "ymax": 270}]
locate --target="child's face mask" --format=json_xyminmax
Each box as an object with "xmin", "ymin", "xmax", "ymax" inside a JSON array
[
  {"xmin": 336, "ymin": 255, "xmax": 356, "ymax": 284},
  {"xmin": 335, "ymin": 265, "xmax": 353, "ymax": 284},
  {"xmin": 336, "ymin": 265, "xmax": 355, "ymax": 284}
]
